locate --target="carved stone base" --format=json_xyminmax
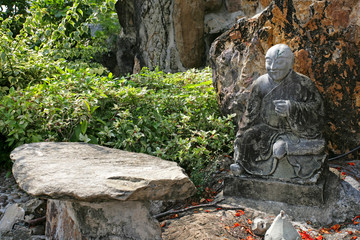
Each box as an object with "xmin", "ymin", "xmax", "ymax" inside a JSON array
[
  {"xmin": 224, "ymin": 175, "xmax": 326, "ymax": 206},
  {"xmin": 46, "ymin": 200, "xmax": 161, "ymax": 240}
]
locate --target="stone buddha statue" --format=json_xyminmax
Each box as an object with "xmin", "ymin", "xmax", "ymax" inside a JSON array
[{"xmin": 231, "ymin": 44, "xmax": 327, "ymax": 182}]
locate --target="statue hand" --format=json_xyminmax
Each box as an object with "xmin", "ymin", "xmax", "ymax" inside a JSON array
[{"xmin": 273, "ymin": 100, "xmax": 290, "ymax": 117}]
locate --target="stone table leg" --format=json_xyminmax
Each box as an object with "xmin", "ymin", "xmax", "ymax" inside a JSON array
[{"xmin": 46, "ymin": 199, "xmax": 161, "ymax": 240}]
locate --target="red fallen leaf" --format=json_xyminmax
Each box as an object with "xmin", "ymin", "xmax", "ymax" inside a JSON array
[
  {"xmin": 235, "ymin": 211, "xmax": 244, "ymax": 217},
  {"xmin": 234, "ymin": 222, "xmax": 240, "ymax": 228},
  {"xmin": 351, "ymin": 237, "xmax": 358, "ymax": 240},
  {"xmin": 341, "ymin": 172, "xmax": 347, "ymax": 176},
  {"xmin": 246, "ymin": 236, "xmax": 254, "ymax": 240},
  {"xmin": 160, "ymin": 222, "xmax": 166, "ymax": 228},
  {"xmin": 336, "ymin": 167, "xmax": 341, "ymax": 171},
  {"xmin": 216, "ymin": 207, "xmax": 222, "ymax": 211},
  {"xmin": 194, "ymin": 210, "xmax": 198, "ymax": 213},
  {"xmin": 354, "ymin": 221, "xmax": 359, "ymax": 225},
  {"xmin": 348, "ymin": 162, "xmax": 356, "ymax": 166},
  {"xmin": 169, "ymin": 214, "xmax": 179, "ymax": 219},
  {"xmin": 315, "ymin": 235, "xmax": 324, "ymax": 240},
  {"xmin": 319, "ymin": 228, "xmax": 330, "ymax": 234},
  {"xmin": 237, "ymin": 210, "xmax": 245, "ymax": 214},
  {"xmin": 299, "ymin": 230, "xmax": 313, "ymax": 240},
  {"xmin": 246, "ymin": 228, "xmax": 255, "ymax": 236},
  {"xmin": 247, "ymin": 219, "xmax": 253, "ymax": 225},
  {"xmin": 331, "ymin": 224, "xmax": 341, "ymax": 232},
  {"xmin": 205, "ymin": 210, "xmax": 210, "ymax": 213},
  {"xmin": 191, "ymin": 201, "xmax": 199, "ymax": 206},
  {"xmin": 348, "ymin": 231, "xmax": 354, "ymax": 235},
  {"xmin": 206, "ymin": 198, "xmax": 214, "ymax": 202}
]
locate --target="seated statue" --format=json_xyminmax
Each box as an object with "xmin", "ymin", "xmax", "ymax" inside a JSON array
[{"xmin": 231, "ymin": 44, "xmax": 327, "ymax": 182}]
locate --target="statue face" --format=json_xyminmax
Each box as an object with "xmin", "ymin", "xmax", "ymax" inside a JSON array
[{"xmin": 265, "ymin": 45, "xmax": 293, "ymax": 82}]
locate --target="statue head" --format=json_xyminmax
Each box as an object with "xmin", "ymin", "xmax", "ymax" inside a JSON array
[{"xmin": 265, "ymin": 44, "xmax": 294, "ymax": 82}]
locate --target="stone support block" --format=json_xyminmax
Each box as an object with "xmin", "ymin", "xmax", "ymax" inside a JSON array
[{"xmin": 46, "ymin": 200, "xmax": 161, "ymax": 240}]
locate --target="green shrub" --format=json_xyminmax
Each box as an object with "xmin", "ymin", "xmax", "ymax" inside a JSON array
[
  {"xmin": 0, "ymin": 0, "xmax": 119, "ymax": 90},
  {"xmin": 0, "ymin": 67, "xmax": 235, "ymax": 190}
]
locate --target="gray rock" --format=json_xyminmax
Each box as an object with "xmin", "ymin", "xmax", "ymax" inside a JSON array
[
  {"xmin": 251, "ymin": 217, "xmax": 272, "ymax": 236},
  {"xmin": 113, "ymin": 0, "xmax": 273, "ymax": 75},
  {"xmin": 0, "ymin": 204, "xmax": 25, "ymax": 233},
  {"xmin": 46, "ymin": 199, "xmax": 161, "ymax": 240},
  {"xmin": 10, "ymin": 142, "xmax": 196, "ymax": 202},
  {"xmin": 22, "ymin": 199, "xmax": 45, "ymax": 215}
]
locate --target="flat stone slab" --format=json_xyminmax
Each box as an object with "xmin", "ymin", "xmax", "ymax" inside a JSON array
[{"xmin": 10, "ymin": 142, "xmax": 196, "ymax": 202}]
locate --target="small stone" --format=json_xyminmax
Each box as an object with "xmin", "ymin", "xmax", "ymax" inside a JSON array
[
  {"xmin": 251, "ymin": 217, "xmax": 272, "ymax": 236},
  {"xmin": 0, "ymin": 204, "xmax": 25, "ymax": 233}
]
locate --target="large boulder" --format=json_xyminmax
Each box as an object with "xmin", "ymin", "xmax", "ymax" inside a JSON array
[
  {"xmin": 209, "ymin": 0, "xmax": 360, "ymax": 154},
  {"xmin": 114, "ymin": 0, "xmax": 272, "ymax": 74}
]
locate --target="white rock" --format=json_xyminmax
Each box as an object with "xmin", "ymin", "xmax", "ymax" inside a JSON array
[{"xmin": 265, "ymin": 211, "xmax": 301, "ymax": 240}]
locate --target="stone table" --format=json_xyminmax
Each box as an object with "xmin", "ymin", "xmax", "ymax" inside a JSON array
[{"xmin": 10, "ymin": 142, "xmax": 196, "ymax": 240}]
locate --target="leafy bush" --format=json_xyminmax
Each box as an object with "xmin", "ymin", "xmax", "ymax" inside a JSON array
[
  {"xmin": 0, "ymin": 67, "xmax": 235, "ymax": 190},
  {"xmin": 0, "ymin": 0, "xmax": 235, "ymax": 193},
  {"xmin": 0, "ymin": 0, "xmax": 119, "ymax": 90}
]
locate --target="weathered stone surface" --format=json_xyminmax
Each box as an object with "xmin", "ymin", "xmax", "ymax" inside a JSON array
[
  {"xmin": 251, "ymin": 217, "xmax": 271, "ymax": 236},
  {"xmin": 115, "ymin": 0, "xmax": 185, "ymax": 73},
  {"xmin": 10, "ymin": 142, "xmax": 196, "ymax": 202},
  {"xmin": 224, "ymin": 175, "xmax": 326, "ymax": 206},
  {"xmin": 225, "ymin": 0, "xmax": 260, "ymax": 16},
  {"xmin": 0, "ymin": 204, "xmax": 25, "ymax": 233},
  {"xmin": 210, "ymin": 0, "xmax": 360, "ymax": 155},
  {"xmin": 46, "ymin": 199, "xmax": 161, "ymax": 240},
  {"xmin": 223, "ymin": 169, "xmax": 360, "ymax": 225},
  {"xmin": 205, "ymin": 0, "xmax": 223, "ymax": 13},
  {"xmin": 173, "ymin": 0, "xmax": 205, "ymax": 68},
  {"xmin": 114, "ymin": 0, "xmax": 272, "ymax": 74}
]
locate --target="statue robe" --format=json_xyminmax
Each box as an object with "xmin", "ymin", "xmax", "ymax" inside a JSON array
[{"xmin": 234, "ymin": 70, "xmax": 325, "ymax": 177}]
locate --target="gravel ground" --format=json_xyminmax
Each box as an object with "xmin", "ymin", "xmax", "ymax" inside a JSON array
[
  {"xmin": 0, "ymin": 170, "xmax": 31, "ymax": 218},
  {"xmin": 0, "ymin": 169, "xmax": 46, "ymax": 240}
]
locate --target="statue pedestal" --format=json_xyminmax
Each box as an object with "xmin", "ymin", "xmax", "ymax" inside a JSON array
[{"xmin": 224, "ymin": 174, "xmax": 327, "ymax": 206}]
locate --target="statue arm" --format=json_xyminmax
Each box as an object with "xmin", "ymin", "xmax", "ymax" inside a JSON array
[
  {"xmin": 239, "ymin": 83, "xmax": 262, "ymax": 131},
  {"xmin": 286, "ymin": 81, "xmax": 324, "ymax": 137}
]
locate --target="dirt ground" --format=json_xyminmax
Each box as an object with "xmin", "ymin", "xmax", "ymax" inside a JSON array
[{"xmin": 159, "ymin": 156, "xmax": 360, "ymax": 240}]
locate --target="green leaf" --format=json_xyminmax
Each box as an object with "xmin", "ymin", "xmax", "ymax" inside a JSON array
[{"xmin": 81, "ymin": 120, "xmax": 88, "ymax": 135}]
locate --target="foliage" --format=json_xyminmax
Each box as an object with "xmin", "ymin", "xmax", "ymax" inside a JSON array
[
  {"xmin": 0, "ymin": 0, "xmax": 30, "ymax": 35},
  {"xmin": 0, "ymin": 66, "xmax": 235, "ymax": 190},
  {"xmin": 0, "ymin": 0, "xmax": 119, "ymax": 91},
  {"xmin": 0, "ymin": 0, "xmax": 234, "ymax": 193}
]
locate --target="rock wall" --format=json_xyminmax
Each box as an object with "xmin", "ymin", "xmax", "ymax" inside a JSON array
[
  {"xmin": 114, "ymin": 0, "xmax": 271, "ymax": 74},
  {"xmin": 209, "ymin": 0, "xmax": 360, "ymax": 154}
]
